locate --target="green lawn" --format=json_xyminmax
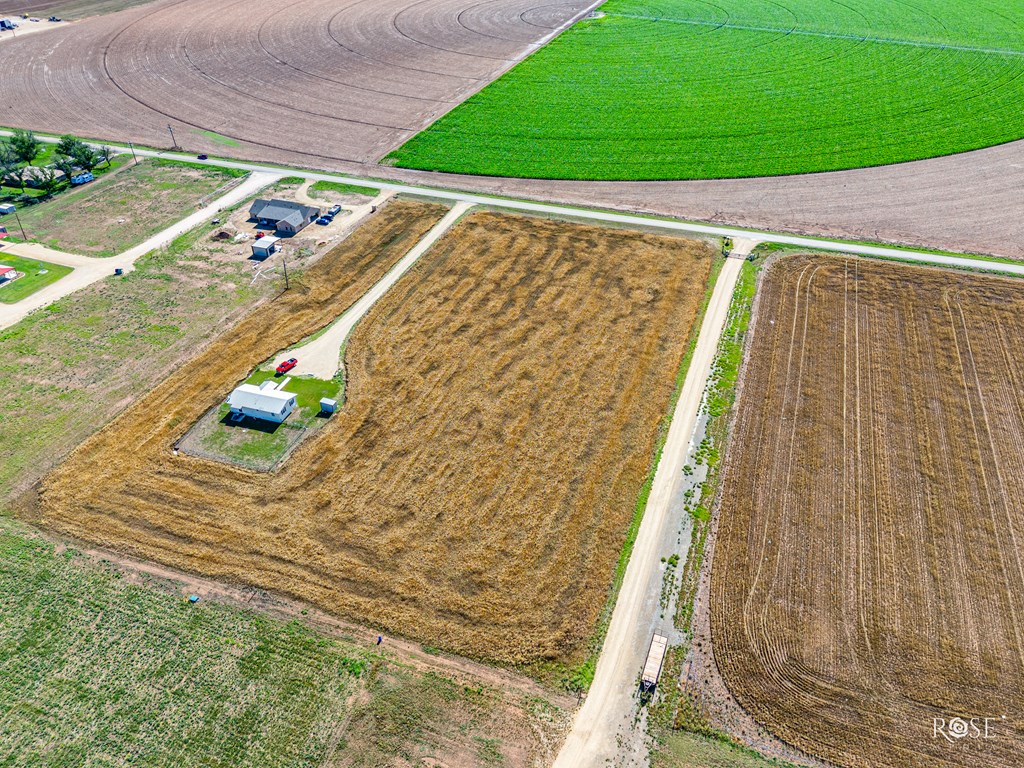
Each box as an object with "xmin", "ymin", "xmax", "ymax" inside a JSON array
[
  {"xmin": 0, "ymin": 255, "xmax": 72, "ymax": 304},
  {"xmin": 182, "ymin": 370, "xmax": 341, "ymax": 471},
  {"xmin": 389, "ymin": 0, "xmax": 1024, "ymax": 180},
  {"xmin": 309, "ymin": 180, "xmax": 378, "ymax": 199},
  {"xmin": 7, "ymin": 158, "xmax": 244, "ymax": 257}
]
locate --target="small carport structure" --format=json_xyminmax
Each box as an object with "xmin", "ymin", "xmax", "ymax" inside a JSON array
[{"xmin": 251, "ymin": 235, "xmax": 280, "ymax": 260}]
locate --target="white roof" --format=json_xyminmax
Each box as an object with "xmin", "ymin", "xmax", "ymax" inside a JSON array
[
  {"xmin": 252, "ymin": 236, "xmax": 280, "ymax": 252},
  {"xmin": 227, "ymin": 383, "xmax": 295, "ymax": 414}
]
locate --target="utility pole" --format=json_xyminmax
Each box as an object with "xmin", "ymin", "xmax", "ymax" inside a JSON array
[
  {"xmin": 281, "ymin": 252, "xmax": 290, "ymax": 291},
  {"xmin": 128, "ymin": 140, "xmax": 138, "ymax": 165},
  {"xmin": 12, "ymin": 208, "xmax": 27, "ymax": 241},
  {"xmin": 167, "ymin": 124, "xmax": 178, "ymax": 150}
]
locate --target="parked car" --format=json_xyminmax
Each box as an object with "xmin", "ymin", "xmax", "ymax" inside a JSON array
[
  {"xmin": 254, "ymin": 231, "xmax": 266, "ymax": 239},
  {"xmin": 328, "ymin": 205, "xmax": 342, "ymax": 216},
  {"xmin": 197, "ymin": 153, "xmax": 208, "ymax": 160},
  {"xmin": 48, "ymin": 16, "xmax": 61, "ymax": 22},
  {"xmin": 316, "ymin": 216, "xmax": 332, "ymax": 225},
  {"xmin": 275, "ymin": 358, "xmax": 298, "ymax": 374}
]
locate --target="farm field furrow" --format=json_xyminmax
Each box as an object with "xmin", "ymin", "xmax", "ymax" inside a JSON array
[
  {"xmin": 0, "ymin": 0, "xmax": 590, "ymax": 165},
  {"xmin": 390, "ymin": 0, "xmax": 1024, "ymax": 180},
  {"xmin": 711, "ymin": 254, "xmax": 1024, "ymax": 767},
  {"xmin": 36, "ymin": 210, "xmax": 714, "ymax": 664}
]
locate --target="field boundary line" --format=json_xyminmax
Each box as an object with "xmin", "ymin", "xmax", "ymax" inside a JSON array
[{"xmin": 2, "ymin": 130, "xmax": 1023, "ymax": 279}]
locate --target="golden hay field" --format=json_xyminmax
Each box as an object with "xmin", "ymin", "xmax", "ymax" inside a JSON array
[
  {"xmin": 37, "ymin": 209, "xmax": 713, "ymax": 663},
  {"xmin": 712, "ymin": 254, "xmax": 1024, "ymax": 768}
]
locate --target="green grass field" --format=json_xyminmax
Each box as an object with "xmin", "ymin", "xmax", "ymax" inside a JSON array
[
  {"xmin": 0, "ymin": 519, "xmax": 560, "ymax": 766},
  {"xmin": 388, "ymin": 0, "xmax": 1024, "ymax": 180},
  {"xmin": 0, "ymin": 255, "xmax": 72, "ymax": 304}
]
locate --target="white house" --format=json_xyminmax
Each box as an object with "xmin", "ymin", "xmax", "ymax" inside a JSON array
[{"xmin": 227, "ymin": 380, "xmax": 296, "ymax": 423}]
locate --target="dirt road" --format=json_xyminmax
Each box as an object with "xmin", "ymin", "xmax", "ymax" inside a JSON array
[
  {"xmin": 286, "ymin": 201, "xmax": 472, "ymax": 379},
  {"xmin": 0, "ymin": 171, "xmax": 278, "ymax": 330},
  {"xmin": 552, "ymin": 254, "xmax": 744, "ymax": 767}
]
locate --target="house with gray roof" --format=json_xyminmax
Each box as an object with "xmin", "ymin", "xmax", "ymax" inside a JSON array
[{"xmin": 248, "ymin": 198, "xmax": 321, "ymax": 236}]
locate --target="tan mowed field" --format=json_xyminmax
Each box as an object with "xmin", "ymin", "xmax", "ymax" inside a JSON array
[
  {"xmin": 38, "ymin": 210, "xmax": 713, "ymax": 663},
  {"xmin": 712, "ymin": 254, "xmax": 1024, "ymax": 767}
]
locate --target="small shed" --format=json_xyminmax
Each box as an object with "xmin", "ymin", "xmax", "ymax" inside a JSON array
[
  {"xmin": 320, "ymin": 397, "xmax": 338, "ymax": 414},
  {"xmin": 0, "ymin": 204, "xmax": 15, "ymax": 215},
  {"xmin": 251, "ymin": 235, "xmax": 281, "ymax": 259},
  {"xmin": 227, "ymin": 380, "xmax": 296, "ymax": 423}
]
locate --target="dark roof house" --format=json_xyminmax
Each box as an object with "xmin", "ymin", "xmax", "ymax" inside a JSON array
[{"xmin": 248, "ymin": 199, "xmax": 321, "ymax": 235}]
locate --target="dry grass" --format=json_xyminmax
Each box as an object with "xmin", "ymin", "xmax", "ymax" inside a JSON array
[
  {"xmin": 712, "ymin": 254, "xmax": 1024, "ymax": 767},
  {"xmin": 37, "ymin": 210, "xmax": 713, "ymax": 663}
]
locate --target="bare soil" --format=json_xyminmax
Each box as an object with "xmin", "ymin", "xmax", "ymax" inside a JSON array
[
  {"xmin": 711, "ymin": 254, "xmax": 1024, "ymax": 768},
  {"xmin": 36, "ymin": 210, "xmax": 713, "ymax": 664}
]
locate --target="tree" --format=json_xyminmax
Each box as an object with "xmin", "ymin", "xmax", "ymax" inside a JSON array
[
  {"xmin": 53, "ymin": 153, "xmax": 77, "ymax": 179},
  {"xmin": 9, "ymin": 129, "xmax": 42, "ymax": 167},
  {"xmin": 99, "ymin": 145, "xmax": 114, "ymax": 167},
  {"xmin": 56, "ymin": 134, "xmax": 82, "ymax": 157},
  {"xmin": 71, "ymin": 143, "xmax": 101, "ymax": 172},
  {"xmin": 0, "ymin": 143, "xmax": 28, "ymax": 192},
  {"xmin": 35, "ymin": 165, "xmax": 63, "ymax": 197}
]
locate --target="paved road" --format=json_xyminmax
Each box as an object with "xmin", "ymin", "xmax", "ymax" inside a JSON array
[
  {"xmin": 0, "ymin": 171, "xmax": 278, "ymax": 330},
  {"xmin": 286, "ymin": 200, "xmax": 473, "ymax": 379},
  {"xmin": 3, "ymin": 133, "xmax": 1014, "ymax": 278},
  {"xmin": 552, "ymin": 255, "xmax": 744, "ymax": 767}
]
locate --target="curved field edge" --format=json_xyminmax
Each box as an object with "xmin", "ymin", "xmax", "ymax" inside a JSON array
[
  {"xmin": 710, "ymin": 254, "xmax": 1024, "ymax": 767},
  {"xmin": 387, "ymin": 2, "xmax": 1024, "ymax": 181}
]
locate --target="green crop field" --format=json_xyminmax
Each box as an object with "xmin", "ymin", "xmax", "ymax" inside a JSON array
[{"xmin": 388, "ymin": 0, "xmax": 1024, "ymax": 180}]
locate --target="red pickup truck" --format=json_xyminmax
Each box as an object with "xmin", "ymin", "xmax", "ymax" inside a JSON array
[{"xmin": 275, "ymin": 358, "xmax": 297, "ymax": 374}]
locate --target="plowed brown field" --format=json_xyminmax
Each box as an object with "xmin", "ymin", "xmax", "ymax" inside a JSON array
[
  {"xmin": 0, "ymin": 0, "xmax": 588, "ymax": 164},
  {"xmin": 712, "ymin": 254, "xmax": 1024, "ymax": 768},
  {"xmin": 37, "ymin": 210, "xmax": 713, "ymax": 663}
]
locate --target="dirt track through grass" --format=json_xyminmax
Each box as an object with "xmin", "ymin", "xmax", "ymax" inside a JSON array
[
  {"xmin": 712, "ymin": 254, "xmax": 1024, "ymax": 767},
  {"xmin": 38, "ymin": 210, "xmax": 713, "ymax": 663}
]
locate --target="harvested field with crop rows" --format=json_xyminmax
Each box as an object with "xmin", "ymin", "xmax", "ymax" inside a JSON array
[
  {"xmin": 37, "ymin": 210, "xmax": 713, "ymax": 663},
  {"xmin": 712, "ymin": 254, "xmax": 1024, "ymax": 767},
  {"xmin": 0, "ymin": 0, "xmax": 589, "ymax": 165},
  {"xmin": 393, "ymin": 0, "xmax": 1024, "ymax": 179}
]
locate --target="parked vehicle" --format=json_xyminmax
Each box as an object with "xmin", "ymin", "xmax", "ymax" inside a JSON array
[
  {"xmin": 254, "ymin": 231, "xmax": 265, "ymax": 239},
  {"xmin": 316, "ymin": 216, "xmax": 332, "ymax": 225},
  {"xmin": 0, "ymin": 19, "xmax": 18, "ymax": 30},
  {"xmin": 70, "ymin": 172, "xmax": 95, "ymax": 185},
  {"xmin": 275, "ymin": 358, "xmax": 298, "ymax": 374},
  {"xmin": 197, "ymin": 153, "xmax": 208, "ymax": 160},
  {"xmin": 328, "ymin": 205, "xmax": 342, "ymax": 216},
  {"xmin": 48, "ymin": 16, "xmax": 62, "ymax": 22}
]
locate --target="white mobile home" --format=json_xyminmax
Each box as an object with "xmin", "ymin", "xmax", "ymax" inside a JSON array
[{"xmin": 227, "ymin": 380, "xmax": 296, "ymax": 423}]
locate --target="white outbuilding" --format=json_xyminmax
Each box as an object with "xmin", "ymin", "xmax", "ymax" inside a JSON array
[
  {"xmin": 227, "ymin": 380, "xmax": 296, "ymax": 423},
  {"xmin": 251, "ymin": 235, "xmax": 280, "ymax": 260}
]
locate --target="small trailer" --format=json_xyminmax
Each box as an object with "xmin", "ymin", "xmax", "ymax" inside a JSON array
[
  {"xmin": 0, "ymin": 19, "xmax": 18, "ymax": 31},
  {"xmin": 640, "ymin": 633, "xmax": 669, "ymax": 694}
]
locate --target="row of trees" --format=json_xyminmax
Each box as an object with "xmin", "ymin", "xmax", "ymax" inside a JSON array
[{"xmin": 0, "ymin": 129, "xmax": 113, "ymax": 197}]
